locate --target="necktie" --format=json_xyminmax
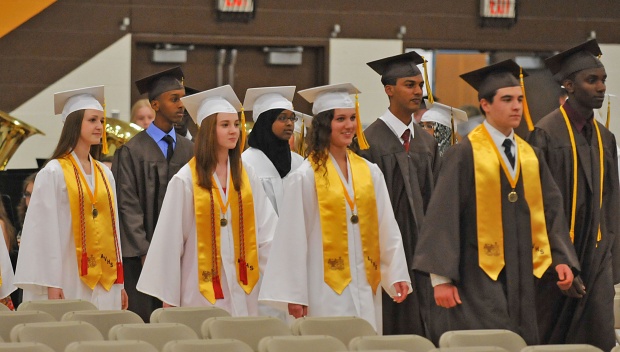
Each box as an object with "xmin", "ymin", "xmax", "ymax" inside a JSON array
[
  {"xmin": 402, "ymin": 129, "xmax": 411, "ymax": 152},
  {"xmin": 502, "ymin": 139, "xmax": 515, "ymax": 169},
  {"xmin": 163, "ymin": 135, "xmax": 174, "ymax": 162},
  {"xmin": 582, "ymin": 121, "xmax": 593, "ymax": 145}
]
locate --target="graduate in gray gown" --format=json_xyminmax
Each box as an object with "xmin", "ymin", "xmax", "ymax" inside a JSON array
[{"xmin": 112, "ymin": 67, "xmax": 194, "ymax": 321}]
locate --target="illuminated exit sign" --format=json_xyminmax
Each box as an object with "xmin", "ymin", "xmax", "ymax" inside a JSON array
[
  {"xmin": 218, "ymin": 0, "xmax": 254, "ymax": 12},
  {"xmin": 480, "ymin": 0, "xmax": 516, "ymax": 18}
]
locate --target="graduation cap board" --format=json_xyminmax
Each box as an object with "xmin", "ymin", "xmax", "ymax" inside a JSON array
[
  {"xmin": 54, "ymin": 86, "xmax": 105, "ymax": 123},
  {"xmin": 421, "ymin": 100, "xmax": 468, "ymax": 129},
  {"xmin": 366, "ymin": 51, "xmax": 425, "ymax": 82},
  {"xmin": 545, "ymin": 39, "xmax": 604, "ymax": 83},
  {"xmin": 135, "ymin": 66, "xmax": 184, "ymax": 100},
  {"xmin": 243, "ymin": 86, "xmax": 295, "ymax": 121},
  {"xmin": 180, "ymin": 85, "xmax": 242, "ymax": 126}
]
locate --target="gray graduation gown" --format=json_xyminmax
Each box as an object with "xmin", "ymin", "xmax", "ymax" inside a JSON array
[
  {"xmin": 359, "ymin": 118, "xmax": 440, "ymax": 337},
  {"xmin": 528, "ymin": 107, "xmax": 620, "ymax": 351}
]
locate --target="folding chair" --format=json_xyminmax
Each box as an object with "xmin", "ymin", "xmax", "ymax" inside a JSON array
[
  {"xmin": 292, "ymin": 316, "xmax": 377, "ymax": 345},
  {"xmin": 0, "ymin": 310, "xmax": 55, "ymax": 342},
  {"xmin": 18, "ymin": 300, "xmax": 97, "ymax": 320},
  {"xmin": 258, "ymin": 335, "xmax": 347, "ymax": 352},
  {"xmin": 61, "ymin": 310, "xmax": 144, "ymax": 338},
  {"xmin": 521, "ymin": 345, "xmax": 603, "ymax": 352},
  {"xmin": 11, "ymin": 321, "xmax": 103, "ymax": 352},
  {"xmin": 162, "ymin": 339, "xmax": 253, "ymax": 352},
  {"xmin": 0, "ymin": 342, "xmax": 55, "ymax": 352},
  {"xmin": 202, "ymin": 316, "xmax": 291, "ymax": 351},
  {"xmin": 65, "ymin": 340, "xmax": 158, "ymax": 352},
  {"xmin": 349, "ymin": 334, "xmax": 435, "ymax": 352},
  {"xmin": 150, "ymin": 306, "xmax": 230, "ymax": 335},
  {"xmin": 438, "ymin": 330, "xmax": 527, "ymax": 352},
  {"xmin": 109, "ymin": 323, "xmax": 197, "ymax": 351}
]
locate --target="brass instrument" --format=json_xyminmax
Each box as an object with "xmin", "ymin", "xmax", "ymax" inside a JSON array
[
  {"xmin": 0, "ymin": 110, "xmax": 45, "ymax": 170},
  {"xmin": 104, "ymin": 117, "xmax": 143, "ymax": 156}
]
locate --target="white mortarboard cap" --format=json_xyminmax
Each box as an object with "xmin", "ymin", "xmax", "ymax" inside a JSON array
[
  {"xmin": 294, "ymin": 111, "xmax": 314, "ymax": 134},
  {"xmin": 298, "ymin": 83, "xmax": 360, "ymax": 115},
  {"xmin": 421, "ymin": 99, "xmax": 468, "ymax": 130},
  {"xmin": 54, "ymin": 86, "xmax": 104, "ymax": 122},
  {"xmin": 181, "ymin": 85, "xmax": 242, "ymax": 126},
  {"xmin": 243, "ymin": 86, "xmax": 295, "ymax": 121}
]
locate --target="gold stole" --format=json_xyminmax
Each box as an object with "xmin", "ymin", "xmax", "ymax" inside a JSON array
[
  {"xmin": 560, "ymin": 106, "xmax": 604, "ymax": 244},
  {"xmin": 469, "ymin": 125, "xmax": 552, "ymax": 280},
  {"xmin": 190, "ymin": 158, "xmax": 259, "ymax": 304},
  {"xmin": 311, "ymin": 151, "xmax": 381, "ymax": 294},
  {"xmin": 58, "ymin": 155, "xmax": 122, "ymax": 290}
]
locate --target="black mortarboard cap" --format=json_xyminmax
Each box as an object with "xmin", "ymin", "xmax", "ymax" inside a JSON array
[
  {"xmin": 460, "ymin": 60, "xmax": 526, "ymax": 100},
  {"xmin": 135, "ymin": 66, "xmax": 185, "ymax": 100},
  {"xmin": 184, "ymin": 86, "xmax": 200, "ymax": 96},
  {"xmin": 544, "ymin": 39, "xmax": 604, "ymax": 83},
  {"xmin": 367, "ymin": 51, "xmax": 425, "ymax": 82}
]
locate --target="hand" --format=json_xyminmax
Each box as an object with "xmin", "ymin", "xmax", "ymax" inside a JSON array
[
  {"xmin": 47, "ymin": 287, "xmax": 65, "ymax": 300},
  {"xmin": 434, "ymin": 283, "xmax": 462, "ymax": 308},
  {"xmin": 120, "ymin": 289, "xmax": 129, "ymax": 310},
  {"xmin": 163, "ymin": 302, "xmax": 175, "ymax": 308},
  {"xmin": 555, "ymin": 264, "xmax": 574, "ymax": 290},
  {"xmin": 561, "ymin": 275, "xmax": 586, "ymax": 298},
  {"xmin": 288, "ymin": 303, "xmax": 308, "ymax": 318},
  {"xmin": 392, "ymin": 281, "xmax": 410, "ymax": 303},
  {"xmin": 141, "ymin": 255, "xmax": 146, "ymax": 266}
]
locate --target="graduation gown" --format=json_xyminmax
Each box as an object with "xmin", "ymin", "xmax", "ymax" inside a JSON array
[
  {"xmin": 413, "ymin": 137, "xmax": 580, "ymax": 346},
  {"xmin": 359, "ymin": 117, "xmax": 440, "ymax": 336},
  {"xmin": 112, "ymin": 130, "xmax": 193, "ymax": 320},
  {"xmin": 136, "ymin": 162, "xmax": 277, "ymax": 316},
  {"xmin": 242, "ymin": 147, "xmax": 304, "ymax": 214},
  {"xmin": 259, "ymin": 157, "xmax": 411, "ymax": 333},
  {"xmin": 0, "ymin": 227, "xmax": 16, "ymax": 300},
  {"xmin": 15, "ymin": 159, "xmax": 123, "ymax": 310},
  {"xmin": 528, "ymin": 107, "xmax": 620, "ymax": 351}
]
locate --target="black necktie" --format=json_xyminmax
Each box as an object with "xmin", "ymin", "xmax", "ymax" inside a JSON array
[
  {"xmin": 582, "ymin": 121, "xmax": 593, "ymax": 145},
  {"xmin": 163, "ymin": 135, "xmax": 174, "ymax": 162},
  {"xmin": 502, "ymin": 139, "xmax": 515, "ymax": 169}
]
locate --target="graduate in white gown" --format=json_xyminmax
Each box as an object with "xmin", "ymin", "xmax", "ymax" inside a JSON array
[
  {"xmin": 137, "ymin": 85, "xmax": 277, "ymax": 316},
  {"xmin": 242, "ymin": 86, "xmax": 303, "ymax": 214},
  {"xmin": 0, "ymin": 226, "xmax": 16, "ymax": 309},
  {"xmin": 15, "ymin": 86, "xmax": 127, "ymax": 310},
  {"xmin": 259, "ymin": 83, "xmax": 411, "ymax": 332}
]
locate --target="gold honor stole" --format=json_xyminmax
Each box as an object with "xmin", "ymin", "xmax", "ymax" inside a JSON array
[
  {"xmin": 560, "ymin": 106, "xmax": 604, "ymax": 244},
  {"xmin": 58, "ymin": 155, "xmax": 122, "ymax": 290},
  {"xmin": 190, "ymin": 158, "xmax": 259, "ymax": 304},
  {"xmin": 469, "ymin": 125, "xmax": 552, "ymax": 280},
  {"xmin": 311, "ymin": 151, "xmax": 381, "ymax": 294}
]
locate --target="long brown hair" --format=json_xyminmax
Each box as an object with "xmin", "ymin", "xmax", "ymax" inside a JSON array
[
  {"xmin": 194, "ymin": 113, "xmax": 243, "ymax": 191},
  {"xmin": 0, "ymin": 199, "xmax": 16, "ymax": 251},
  {"xmin": 49, "ymin": 110, "xmax": 102, "ymax": 162},
  {"xmin": 307, "ymin": 109, "xmax": 334, "ymax": 174},
  {"xmin": 17, "ymin": 172, "xmax": 37, "ymax": 227}
]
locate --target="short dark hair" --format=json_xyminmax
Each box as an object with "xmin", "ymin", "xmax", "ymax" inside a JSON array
[
  {"xmin": 478, "ymin": 90, "xmax": 497, "ymax": 117},
  {"xmin": 381, "ymin": 76, "xmax": 397, "ymax": 86}
]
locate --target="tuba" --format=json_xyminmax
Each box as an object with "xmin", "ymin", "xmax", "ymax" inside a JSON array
[
  {"xmin": 104, "ymin": 117, "xmax": 143, "ymax": 157},
  {"xmin": 0, "ymin": 110, "xmax": 45, "ymax": 170}
]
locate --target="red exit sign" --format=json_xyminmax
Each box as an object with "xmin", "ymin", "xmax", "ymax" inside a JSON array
[
  {"xmin": 218, "ymin": 0, "xmax": 254, "ymax": 12},
  {"xmin": 480, "ymin": 0, "xmax": 516, "ymax": 18}
]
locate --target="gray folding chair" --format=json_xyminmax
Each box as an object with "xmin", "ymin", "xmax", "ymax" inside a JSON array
[
  {"xmin": 291, "ymin": 316, "xmax": 377, "ymax": 346},
  {"xmin": 349, "ymin": 334, "xmax": 435, "ymax": 352},
  {"xmin": 202, "ymin": 316, "xmax": 291, "ymax": 351},
  {"xmin": 163, "ymin": 339, "xmax": 253, "ymax": 352},
  {"xmin": 439, "ymin": 330, "xmax": 526, "ymax": 352},
  {"xmin": 150, "ymin": 306, "xmax": 230, "ymax": 335},
  {"xmin": 11, "ymin": 321, "xmax": 104, "ymax": 352},
  {"xmin": 61, "ymin": 310, "xmax": 144, "ymax": 338},
  {"xmin": 0, "ymin": 310, "xmax": 55, "ymax": 342},
  {"xmin": 109, "ymin": 323, "xmax": 197, "ymax": 351},
  {"xmin": 65, "ymin": 340, "xmax": 158, "ymax": 352},
  {"xmin": 18, "ymin": 300, "xmax": 97, "ymax": 320}
]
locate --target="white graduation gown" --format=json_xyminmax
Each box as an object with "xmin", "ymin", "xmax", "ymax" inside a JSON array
[
  {"xmin": 136, "ymin": 161, "xmax": 277, "ymax": 316},
  {"xmin": 258, "ymin": 155, "xmax": 411, "ymax": 332},
  {"xmin": 0, "ymin": 226, "xmax": 16, "ymax": 300},
  {"xmin": 15, "ymin": 155, "xmax": 123, "ymax": 310},
  {"xmin": 242, "ymin": 147, "xmax": 303, "ymax": 215}
]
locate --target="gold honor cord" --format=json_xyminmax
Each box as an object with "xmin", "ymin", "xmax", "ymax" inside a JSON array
[
  {"xmin": 239, "ymin": 108, "xmax": 247, "ymax": 151},
  {"xmin": 450, "ymin": 108, "xmax": 456, "ymax": 145},
  {"xmin": 560, "ymin": 106, "xmax": 604, "ymax": 244},
  {"xmin": 355, "ymin": 94, "xmax": 369, "ymax": 150},
  {"xmin": 519, "ymin": 67, "xmax": 534, "ymax": 132},
  {"xmin": 421, "ymin": 56, "xmax": 434, "ymax": 104},
  {"xmin": 605, "ymin": 97, "xmax": 611, "ymax": 129},
  {"xmin": 102, "ymin": 99, "xmax": 109, "ymax": 154}
]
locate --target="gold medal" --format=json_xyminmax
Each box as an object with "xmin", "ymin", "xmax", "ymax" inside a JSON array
[
  {"xmin": 220, "ymin": 218, "xmax": 228, "ymax": 227},
  {"xmin": 508, "ymin": 191, "xmax": 518, "ymax": 203},
  {"xmin": 350, "ymin": 214, "xmax": 359, "ymax": 224}
]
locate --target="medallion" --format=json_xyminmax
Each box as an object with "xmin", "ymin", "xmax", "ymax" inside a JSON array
[
  {"xmin": 350, "ymin": 214, "xmax": 359, "ymax": 224},
  {"xmin": 92, "ymin": 207, "xmax": 99, "ymax": 218},
  {"xmin": 220, "ymin": 218, "xmax": 228, "ymax": 227},
  {"xmin": 508, "ymin": 191, "xmax": 518, "ymax": 203}
]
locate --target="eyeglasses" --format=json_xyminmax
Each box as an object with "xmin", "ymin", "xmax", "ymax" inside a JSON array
[
  {"xmin": 419, "ymin": 122, "xmax": 436, "ymax": 132},
  {"xmin": 276, "ymin": 115, "xmax": 299, "ymax": 123}
]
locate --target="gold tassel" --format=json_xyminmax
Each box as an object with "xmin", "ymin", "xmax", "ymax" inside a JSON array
[
  {"xmin": 299, "ymin": 118, "xmax": 306, "ymax": 157},
  {"xmin": 355, "ymin": 93, "xmax": 369, "ymax": 150},
  {"xmin": 450, "ymin": 107, "xmax": 456, "ymax": 145},
  {"xmin": 520, "ymin": 67, "xmax": 534, "ymax": 132},
  {"xmin": 606, "ymin": 95, "xmax": 611, "ymax": 129},
  {"xmin": 422, "ymin": 56, "xmax": 434, "ymax": 104},
  {"xmin": 239, "ymin": 107, "xmax": 247, "ymax": 151},
  {"xmin": 102, "ymin": 99, "xmax": 109, "ymax": 154}
]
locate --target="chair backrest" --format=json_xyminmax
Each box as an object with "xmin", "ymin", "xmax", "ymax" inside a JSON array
[
  {"xmin": 614, "ymin": 296, "xmax": 620, "ymax": 328},
  {"xmin": 292, "ymin": 316, "xmax": 377, "ymax": 346},
  {"xmin": 11, "ymin": 321, "xmax": 104, "ymax": 352},
  {"xmin": 18, "ymin": 300, "xmax": 98, "ymax": 320},
  {"xmin": 430, "ymin": 348, "xmax": 509, "ymax": 352},
  {"xmin": 349, "ymin": 334, "xmax": 435, "ymax": 352},
  {"xmin": 163, "ymin": 339, "xmax": 254, "ymax": 352},
  {"xmin": 259, "ymin": 335, "xmax": 347, "ymax": 352},
  {"xmin": 151, "ymin": 306, "xmax": 231, "ymax": 335},
  {"xmin": 202, "ymin": 316, "xmax": 292, "ymax": 351},
  {"xmin": 65, "ymin": 340, "xmax": 159, "ymax": 352},
  {"xmin": 0, "ymin": 310, "xmax": 55, "ymax": 342},
  {"xmin": 439, "ymin": 330, "xmax": 527, "ymax": 352},
  {"xmin": 611, "ymin": 345, "xmax": 620, "ymax": 352},
  {"xmin": 61, "ymin": 310, "xmax": 144, "ymax": 338},
  {"xmin": 109, "ymin": 323, "xmax": 198, "ymax": 351},
  {"xmin": 0, "ymin": 303, "xmax": 10, "ymax": 311},
  {"xmin": 521, "ymin": 345, "xmax": 603, "ymax": 352},
  {"xmin": 0, "ymin": 342, "xmax": 55, "ymax": 352}
]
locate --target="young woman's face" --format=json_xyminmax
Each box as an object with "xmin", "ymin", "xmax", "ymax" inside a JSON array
[
  {"xmin": 133, "ymin": 106, "xmax": 155, "ymax": 129},
  {"xmin": 330, "ymin": 108, "xmax": 357, "ymax": 148},
  {"xmin": 216, "ymin": 112, "xmax": 240, "ymax": 151},
  {"xmin": 271, "ymin": 109, "xmax": 297, "ymax": 141},
  {"xmin": 79, "ymin": 109, "xmax": 105, "ymax": 147},
  {"xmin": 24, "ymin": 182, "xmax": 34, "ymax": 208}
]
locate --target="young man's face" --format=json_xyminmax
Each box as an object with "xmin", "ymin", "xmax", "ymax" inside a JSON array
[
  {"xmin": 386, "ymin": 75, "xmax": 424, "ymax": 113},
  {"xmin": 481, "ymin": 86, "xmax": 523, "ymax": 134},
  {"xmin": 565, "ymin": 67, "xmax": 607, "ymax": 110},
  {"xmin": 152, "ymin": 88, "xmax": 186, "ymax": 126}
]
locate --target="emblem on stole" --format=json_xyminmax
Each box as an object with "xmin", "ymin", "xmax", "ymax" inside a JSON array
[
  {"xmin": 327, "ymin": 257, "xmax": 345, "ymax": 271},
  {"xmin": 483, "ymin": 242, "xmax": 501, "ymax": 257}
]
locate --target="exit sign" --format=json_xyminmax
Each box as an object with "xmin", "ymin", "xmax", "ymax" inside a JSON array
[
  {"xmin": 218, "ymin": 0, "xmax": 254, "ymax": 13},
  {"xmin": 480, "ymin": 0, "xmax": 516, "ymax": 18}
]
